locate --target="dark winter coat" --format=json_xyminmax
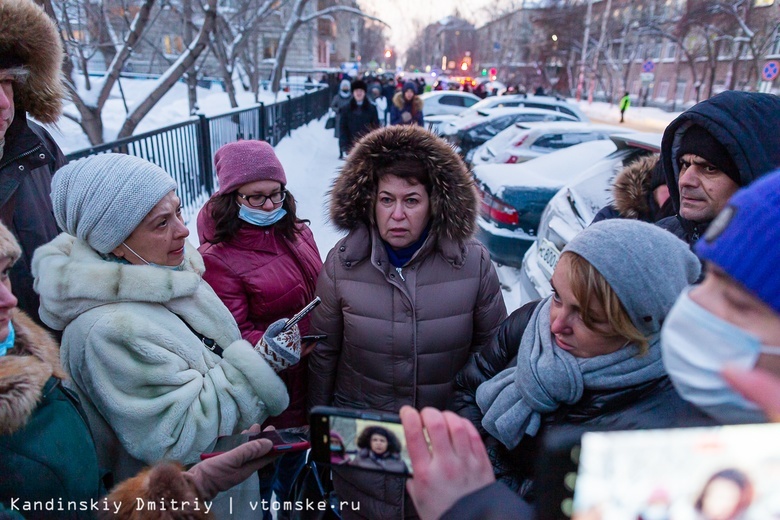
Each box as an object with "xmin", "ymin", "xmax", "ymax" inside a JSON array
[
  {"xmin": 197, "ymin": 212, "xmax": 322, "ymax": 429},
  {"xmin": 0, "ymin": 311, "xmax": 104, "ymax": 519},
  {"xmin": 440, "ymin": 482, "xmax": 534, "ymax": 520},
  {"xmin": 339, "ymin": 99, "xmax": 380, "ymax": 152},
  {"xmin": 330, "ymin": 93, "xmax": 353, "ymax": 140},
  {"xmin": 591, "ymin": 154, "xmax": 674, "ymax": 225},
  {"xmin": 1, "ymin": 117, "xmax": 65, "ymax": 327},
  {"xmin": 389, "ymin": 92, "xmax": 424, "ymax": 126},
  {"xmin": 450, "ymin": 301, "xmax": 715, "ymax": 500},
  {"xmin": 657, "ymin": 91, "xmax": 780, "ymax": 245},
  {"xmin": 308, "ymin": 125, "xmax": 507, "ymax": 519}
]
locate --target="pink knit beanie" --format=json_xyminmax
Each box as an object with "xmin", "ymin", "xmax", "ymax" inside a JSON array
[{"xmin": 214, "ymin": 140, "xmax": 287, "ymax": 194}]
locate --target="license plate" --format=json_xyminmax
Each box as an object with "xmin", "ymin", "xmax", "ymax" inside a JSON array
[{"xmin": 538, "ymin": 239, "xmax": 560, "ymax": 277}]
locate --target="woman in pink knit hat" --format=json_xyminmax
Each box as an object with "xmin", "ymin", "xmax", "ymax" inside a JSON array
[{"xmin": 197, "ymin": 139, "xmax": 322, "ymax": 518}]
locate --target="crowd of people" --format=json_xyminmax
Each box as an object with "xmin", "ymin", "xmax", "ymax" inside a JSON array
[{"xmin": 2, "ymin": 0, "xmax": 780, "ymax": 519}]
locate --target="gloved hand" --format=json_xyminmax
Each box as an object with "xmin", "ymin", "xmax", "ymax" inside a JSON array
[
  {"xmin": 254, "ymin": 318, "xmax": 301, "ymax": 372},
  {"xmin": 184, "ymin": 436, "xmax": 276, "ymax": 501}
]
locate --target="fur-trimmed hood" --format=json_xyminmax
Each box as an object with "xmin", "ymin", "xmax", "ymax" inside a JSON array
[
  {"xmin": 32, "ymin": 233, "xmax": 208, "ymax": 332},
  {"xmin": 0, "ymin": 0, "xmax": 65, "ymax": 123},
  {"xmin": 329, "ymin": 124, "xmax": 479, "ymax": 242},
  {"xmin": 392, "ymin": 91, "xmax": 424, "ymax": 113},
  {"xmin": 0, "ymin": 310, "xmax": 65, "ymax": 435},
  {"xmin": 613, "ymin": 154, "xmax": 659, "ymax": 220}
]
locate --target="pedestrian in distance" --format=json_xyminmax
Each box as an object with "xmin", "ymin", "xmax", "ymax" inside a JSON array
[
  {"xmin": 369, "ymin": 83, "xmax": 388, "ymax": 127},
  {"xmin": 197, "ymin": 140, "xmax": 322, "ymax": 518},
  {"xmin": 32, "ymin": 153, "xmax": 289, "ymax": 485},
  {"xmin": 308, "ymin": 124, "xmax": 507, "ymax": 519},
  {"xmin": 0, "ymin": 0, "xmax": 68, "ymax": 325},
  {"xmin": 619, "ymin": 91, "xmax": 630, "ymax": 123},
  {"xmin": 339, "ymin": 79, "xmax": 380, "ymax": 156},
  {"xmin": 330, "ymin": 79, "xmax": 352, "ymax": 158},
  {"xmin": 390, "ymin": 81, "xmax": 424, "ymax": 127}
]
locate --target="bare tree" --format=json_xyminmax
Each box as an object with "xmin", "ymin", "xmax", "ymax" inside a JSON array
[{"xmin": 269, "ymin": 0, "xmax": 388, "ymax": 93}]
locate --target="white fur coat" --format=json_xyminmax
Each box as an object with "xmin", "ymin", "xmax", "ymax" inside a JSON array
[{"xmin": 32, "ymin": 234, "xmax": 288, "ymax": 480}]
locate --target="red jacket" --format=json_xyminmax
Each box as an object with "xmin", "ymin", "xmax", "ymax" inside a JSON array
[{"xmin": 197, "ymin": 209, "xmax": 322, "ymax": 428}]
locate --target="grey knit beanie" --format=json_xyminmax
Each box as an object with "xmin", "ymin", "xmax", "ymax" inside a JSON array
[
  {"xmin": 51, "ymin": 153, "xmax": 177, "ymax": 254},
  {"xmin": 562, "ymin": 219, "xmax": 700, "ymax": 336}
]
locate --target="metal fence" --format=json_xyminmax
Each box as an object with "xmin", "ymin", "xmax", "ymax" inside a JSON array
[{"xmin": 65, "ymin": 85, "xmax": 333, "ymax": 222}]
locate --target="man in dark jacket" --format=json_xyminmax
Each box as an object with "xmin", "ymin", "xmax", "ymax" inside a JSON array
[
  {"xmin": 338, "ymin": 79, "xmax": 380, "ymax": 154},
  {"xmin": 0, "ymin": 0, "xmax": 67, "ymax": 324},
  {"xmin": 657, "ymin": 91, "xmax": 780, "ymax": 246}
]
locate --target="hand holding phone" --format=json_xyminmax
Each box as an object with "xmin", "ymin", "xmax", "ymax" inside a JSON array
[{"xmin": 201, "ymin": 426, "xmax": 310, "ymax": 460}]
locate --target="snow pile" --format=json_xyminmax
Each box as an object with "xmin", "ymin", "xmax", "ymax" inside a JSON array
[{"xmin": 572, "ymin": 99, "xmax": 682, "ymax": 132}]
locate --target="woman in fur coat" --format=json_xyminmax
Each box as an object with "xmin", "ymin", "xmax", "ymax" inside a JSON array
[
  {"xmin": 389, "ymin": 82, "xmax": 424, "ymax": 127},
  {"xmin": 308, "ymin": 125, "xmax": 507, "ymax": 519},
  {"xmin": 32, "ymin": 153, "xmax": 290, "ymax": 483},
  {"xmin": 0, "ymin": 221, "xmax": 279, "ymax": 519}
]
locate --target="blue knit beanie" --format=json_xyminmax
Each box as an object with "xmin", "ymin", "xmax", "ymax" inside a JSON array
[{"xmin": 695, "ymin": 169, "xmax": 780, "ymax": 315}]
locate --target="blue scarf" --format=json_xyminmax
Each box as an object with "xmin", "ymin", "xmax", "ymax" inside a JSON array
[{"xmin": 383, "ymin": 224, "xmax": 431, "ymax": 268}]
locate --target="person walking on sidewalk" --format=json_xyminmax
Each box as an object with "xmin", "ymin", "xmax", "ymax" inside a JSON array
[{"xmin": 619, "ymin": 92, "xmax": 630, "ymax": 123}]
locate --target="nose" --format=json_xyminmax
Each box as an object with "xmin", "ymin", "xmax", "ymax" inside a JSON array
[
  {"xmin": 261, "ymin": 197, "xmax": 276, "ymax": 211},
  {"xmin": 0, "ymin": 281, "xmax": 18, "ymax": 312},
  {"xmin": 0, "ymin": 85, "xmax": 11, "ymax": 111},
  {"xmin": 390, "ymin": 202, "xmax": 405, "ymax": 221},
  {"xmin": 549, "ymin": 308, "xmax": 571, "ymax": 335},
  {"xmin": 678, "ymin": 164, "xmax": 700, "ymax": 189},
  {"xmin": 174, "ymin": 216, "xmax": 190, "ymax": 239}
]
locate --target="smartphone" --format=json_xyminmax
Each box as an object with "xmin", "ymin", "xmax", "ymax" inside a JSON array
[
  {"xmin": 200, "ymin": 426, "xmax": 310, "ymax": 460},
  {"xmin": 282, "ymin": 297, "xmax": 321, "ymax": 332},
  {"xmin": 535, "ymin": 423, "xmax": 780, "ymax": 520},
  {"xmin": 309, "ymin": 406, "xmax": 413, "ymax": 477},
  {"xmin": 301, "ymin": 334, "xmax": 327, "ymax": 342}
]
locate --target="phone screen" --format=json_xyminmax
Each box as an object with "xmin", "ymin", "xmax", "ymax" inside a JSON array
[
  {"xmin": 571, "ymin": 423, "xmax": 780, "ymax": 519},
  {"xmin": 202, "ymin": 426, "xmax": 310, "ymax": 459},
  {"xmin": 310, "ymin": 407, "xmax": 413, "ymax": 476}
]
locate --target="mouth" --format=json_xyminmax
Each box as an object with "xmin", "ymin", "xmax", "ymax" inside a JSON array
[
  {"xmin": 170, "ymin": 245, "xmax": 185, "ymax": 256},
  {"xmin": 554, "ymin": 335, "xmax": 575, "ymax": 351}
]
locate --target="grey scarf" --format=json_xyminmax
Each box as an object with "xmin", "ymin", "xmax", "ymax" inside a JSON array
[{"xmin": 476, "ymin": 296, "xmax": 665, "ymax": 449}]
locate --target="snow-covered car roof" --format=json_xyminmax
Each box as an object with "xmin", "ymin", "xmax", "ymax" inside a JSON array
[
  {"xmin": 473, "ymin": 140, "xmax": 618, "ymax": 195},
  {"xmin": 419, "ymin": 91, "xmax": 480, "ymax": 101},
  {"xmin": 445, "ymin": 107, "xmax": 578, "ymax": 133}
]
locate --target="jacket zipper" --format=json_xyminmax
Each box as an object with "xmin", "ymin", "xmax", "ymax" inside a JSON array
[
  {"xmin": 0, "ymin": 143, "xmax": 43, "ymax": 171},
  {"xmin": 396, "ymin": 267, "xmax": 405, "ymax": 281}
]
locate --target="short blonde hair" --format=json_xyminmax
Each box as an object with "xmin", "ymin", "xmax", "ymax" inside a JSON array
[{"xmin": 563, "ymin": 251, "xmax": 649, "ymax": 354}]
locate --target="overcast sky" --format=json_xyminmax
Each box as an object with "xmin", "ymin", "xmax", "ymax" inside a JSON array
[{"xmin": 356, "ymin": 0, "xmax": 524, "ymax": 61}]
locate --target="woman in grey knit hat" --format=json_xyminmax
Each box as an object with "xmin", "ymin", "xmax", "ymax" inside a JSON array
[
  {"xmin": 450, "ymin": 219, "xmax": 714, "ymax": 500},
  {"xmin": 31, "ymin": 153, "xmax": 290, "ymax": 488}
]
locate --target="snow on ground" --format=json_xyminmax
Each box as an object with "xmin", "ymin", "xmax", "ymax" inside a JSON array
[{"xmin": 44, "ymin": 83, "xmax": 692, "ymax": 314}]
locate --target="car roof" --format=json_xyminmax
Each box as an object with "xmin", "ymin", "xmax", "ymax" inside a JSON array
[
  {"xmin": 448, "ymin": 107, "xmax": 576, "ymax": 130},
  {"xmin": 514, "ymin": 121, "xmax": 628, "ymax": 134},
  {"xmin": 420, "ymin": 91, "xmax": 480, "ymax": 100}
]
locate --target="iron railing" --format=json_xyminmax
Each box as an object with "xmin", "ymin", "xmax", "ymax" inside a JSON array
[{"xmin": 65, "ymin": 85, "xmax": 333, "ymax": 222}]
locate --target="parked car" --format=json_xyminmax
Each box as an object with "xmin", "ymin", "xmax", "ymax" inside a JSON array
[
  {"xmin": 441, "ymin": 107, "xmax": 579, "ymax": 160},
  {"xmin": 474, "ymin": 140, "xmax": 618, "ymax": 267},
  {"xmin": 518, "ymin": 133, "xmax": 663, "ymax": 302},
  {"xmin": 419, "ymin": 91, "xmax": 481, "ymax": 116},
  {"xmin": 425, "ymin": 94, "xmax": 589, "ymax": 132},
  {"xmin": 471, "ymin": 122, "xmax": 630, "ymax": 167}
]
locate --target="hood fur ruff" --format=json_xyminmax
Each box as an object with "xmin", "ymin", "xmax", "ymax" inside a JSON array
[
  {"xmin": 0, "ymin": 0, "xmax": 65, "ymax": 123},
  {"xmin": 330, "ymin": 125, "xmax": 479, "ymax": 242},
  {"xmin": 613, "ymin": 154, "xmax": 659, "ymax": 220},
  {"xmin": 392, "ymin": 91, "xmax": 424, "ymax": 112},
  {"xmin": 0, "ymin": 310, "xmax": 65, "ymax": 435}
]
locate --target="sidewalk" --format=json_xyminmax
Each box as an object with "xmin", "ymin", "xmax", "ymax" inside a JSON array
[{"xmin": 572, "ymin": 99, "xmax": 682, "ymax": 133}]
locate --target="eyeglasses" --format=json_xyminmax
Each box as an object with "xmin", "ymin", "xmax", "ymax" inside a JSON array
[{"xmin": 237, "ymin": 190, "xmax": 286, "ymax": 208}]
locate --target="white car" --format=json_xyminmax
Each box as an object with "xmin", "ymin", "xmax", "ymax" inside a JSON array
[
  {"xmin": 471, "ymin": 122, "xmax": 629, "ymax": 166},
  {"xmin": 419, "ymin": 91, "xmax": 481, "ymax": 116},
  {"xmin": 518, "ymin": 133, "xmax": 662, "ymax": 303},
  {"xmin": 425, "ymin": 94, "xmax": 589, "ymax": 133}
]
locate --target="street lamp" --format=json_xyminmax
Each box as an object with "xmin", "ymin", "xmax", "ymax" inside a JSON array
[
  {"xmin": 551, "ymin": 34, "xmax": 558, "ymax": 42},
  {"xmin": 384, "ymin": 49, "xmax": 392, "ymax": 59}
]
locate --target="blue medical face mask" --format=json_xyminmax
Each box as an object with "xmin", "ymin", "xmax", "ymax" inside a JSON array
[
  {"xmin": 237, "ymin": 203, "xmax": 287, "ymax": 227},
  {"xmin": 661, "ymin": 288, "xmax": 780, "ymax": 423},
  {"xmin": 0, "ymin": 321, "xmax": 15, "ymax": 357}
]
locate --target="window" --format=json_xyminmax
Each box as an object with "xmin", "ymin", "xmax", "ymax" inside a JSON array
[
  {"xmin": 531, "ymin": 132, "xmax": 602, "ymax": 151},
  {"xmin": 463, "ymin": 97, "xmax": 479, "ymax": 107},
  {"xmin": 676, "ymin": 80, "xmax": 687, "ymax": 102},
  {"xmin": 263, "ymin": 38, "xmax": 279, "ymax": 60},
  {"xmin": 440, "ymin": 95, "xmax": 465, "ymax": 106},
  {"xmin": 771, "ymin": 27, "xmax": 780, "ymax": 56},
  {"xmin": 657, "ymin": 81, "xmax": 669, "ymax": 99},
  {"xmin": 664, "ymin": 42, "xmax": 677, "ymax": 60},
  {"xmin": 162, "ymin": 35, "xmax": 184, "ymax": 56}
]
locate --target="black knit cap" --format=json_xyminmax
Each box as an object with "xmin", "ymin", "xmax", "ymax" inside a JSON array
[
  {"xmin": 351, "ymin": 79, "xmax": 367, "ymax": 93},
  {"xmin": 678, "ymin": 124, "xmax": 740, "ymax": 185}
]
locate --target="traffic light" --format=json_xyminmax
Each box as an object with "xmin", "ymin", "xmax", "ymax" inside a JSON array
[
  {"xmin": 489, "ymin": 67, "xmax": 497, "ymax": 76},
  {"xmin": 482, "ymin": 69, "xmax": 487, "ymax": 76}
]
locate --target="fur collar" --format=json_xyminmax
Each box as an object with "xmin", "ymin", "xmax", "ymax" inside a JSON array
[
  {"xmin": 32, "ymin": 233, "xmax": 206, "ymax": 331},
  {"xmin": 392, "ymin": 92, "xmax": 424, "ymax": 112},
  {"xmin": 613, "ymin": 154, "xmax": 658, "ymax": 220},
  {"xmin": 0, "ymin": 0, "xmax": 65, "ymax": 123},
  {"xmin": 0, "ymin": 310, "xmax": 65, "ymax": 435},
  {"xmin": 329, "ymin": 125, "xmax": 478, "ymax": 243}
]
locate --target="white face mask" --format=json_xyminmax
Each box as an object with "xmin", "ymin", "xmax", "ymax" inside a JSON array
[{"xmin": 661, "ymin": 288, "xmax": 780, "ymax": 423}]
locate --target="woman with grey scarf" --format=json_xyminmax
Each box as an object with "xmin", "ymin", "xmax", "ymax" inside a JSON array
[{"xmin": 450, "ymin": 219, "xmax": 713, "ymax": 501}]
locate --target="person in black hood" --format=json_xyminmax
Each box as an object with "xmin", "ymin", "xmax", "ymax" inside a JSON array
[
  {"xmin": 339, "ymin": 79, "xmax": 380, "ymax": 155},
  {"xmin": 657, "ymin": 91, "xmax": 780, "ymax": 245}
]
